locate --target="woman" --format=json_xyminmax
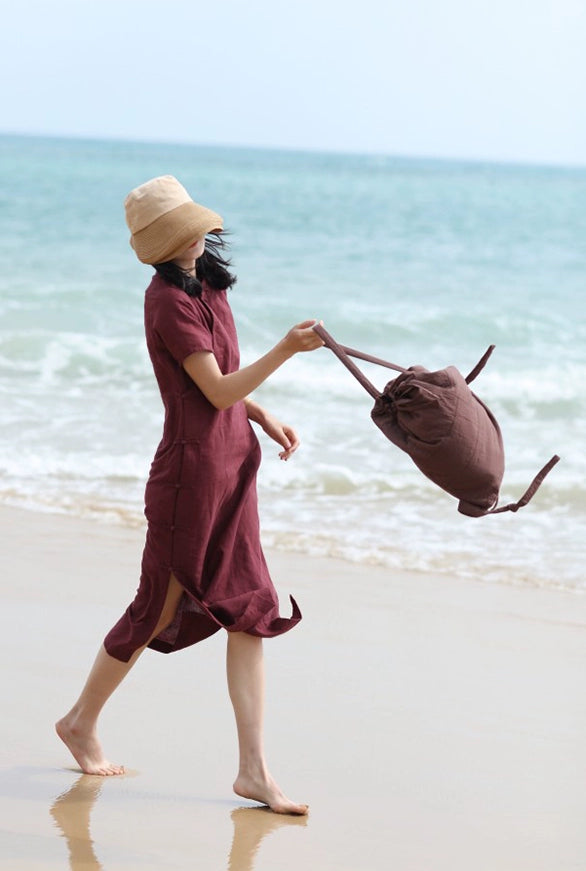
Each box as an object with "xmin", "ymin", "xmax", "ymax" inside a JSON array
[{"xmin": 56, "ymin": 175, "xmax": 323, "ymax": 815}]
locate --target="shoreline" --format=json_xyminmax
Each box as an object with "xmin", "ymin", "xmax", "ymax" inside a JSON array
[
  {"xmin": 2, "ymin": 495, "xmax": 581, "ymax": 596},
  {"xmin": 2, "ymin": 503, "xmax": 585, "ymax": 870}
]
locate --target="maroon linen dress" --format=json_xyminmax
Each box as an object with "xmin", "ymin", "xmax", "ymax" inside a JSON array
[{"xmin": 104, "ymin": 274, "xmax": 301, "ymax": 662}]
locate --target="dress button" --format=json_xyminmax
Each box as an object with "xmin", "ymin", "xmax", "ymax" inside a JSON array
[
  {"xmin": 175, "ymin": 484, "xmax": 181, "ymax": 489},
  {"xmin": 170, "ymin": 525, "xmax": 176, "ymax": 531}
]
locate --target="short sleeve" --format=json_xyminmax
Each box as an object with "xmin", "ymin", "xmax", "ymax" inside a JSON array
[{"xmin": 153, "ymin": 291, "xmax": 214, "ymax": 364}]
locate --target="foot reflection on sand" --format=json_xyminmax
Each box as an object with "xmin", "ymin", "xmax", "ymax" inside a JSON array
[
  {"xmin": 228, "ymin": 806, "xmax": 308, "ymax": 871},
  {"xmin": 50, "ymin": 774, "xmax": 104, "ymax": 871},
  {"xmin": 49, "ymin": 774, "xmax": 307, "ymax": 871}
]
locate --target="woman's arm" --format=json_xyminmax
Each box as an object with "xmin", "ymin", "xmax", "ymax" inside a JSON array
[
  {"xmin": 244, "ymin": 397, "xmax": 300, "ymax": 460},
  {"xmin": 243, "ymin": 397, "xmax": 268, "ymax": 425},
  {"xmin": 182, "ymin": 320, "xmax": 322, "ymax": 411}
]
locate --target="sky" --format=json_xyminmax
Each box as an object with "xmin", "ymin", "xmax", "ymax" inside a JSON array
[{"xmin": 1, "ymin": 0, "xmax": 585, "ymax": 166}]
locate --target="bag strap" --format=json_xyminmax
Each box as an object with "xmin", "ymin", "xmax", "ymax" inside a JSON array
[
  {"xmin": 316, "ymin": 324, "xmax": 495, "ymax": 388},
  {"xmin": 336, "ymin": 344, "xmax": 407, "ymax": 374},
  {"xmin": 339, "ymin": 341, "xmax": 496, "ymax": 385},
  {"xmin": 486, "ymin": 455, "xmax": 561, "ymax": 514},
  {"xmin": 465, "ymin": 345, "xmax": 495, "ymax": 384},
  {"xmin": 313, "ymin": 324, "xmax": 382, "ymax": 399}
]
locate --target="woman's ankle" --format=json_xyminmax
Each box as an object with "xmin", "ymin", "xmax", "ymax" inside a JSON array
[{"xmin": 57, "ymin": 707, "xmax": 96, "ymax": 733}]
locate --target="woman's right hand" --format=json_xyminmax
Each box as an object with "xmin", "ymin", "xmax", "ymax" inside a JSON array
[{"xmin": 280, "ymin": 320, "xmax": 324, "ymax": 356}]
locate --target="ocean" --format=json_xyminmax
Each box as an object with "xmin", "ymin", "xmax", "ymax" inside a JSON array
[{"xmin": 1, "ymin": 134, "xmax": 584, "ymax": 591}]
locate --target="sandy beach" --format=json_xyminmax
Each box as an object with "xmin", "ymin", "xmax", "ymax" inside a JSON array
[{"xmin": 1, "ymin": 503, "xmax": 585, "ymax": 870}]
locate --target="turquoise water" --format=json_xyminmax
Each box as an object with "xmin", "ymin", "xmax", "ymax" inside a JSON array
[{"xmin": 1, "ymin": 134, "xmax": 584, "ymax": 589}]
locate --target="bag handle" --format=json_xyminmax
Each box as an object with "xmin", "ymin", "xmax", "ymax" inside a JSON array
[
  {"xmin": 313, "ymin": 324, "xmax": 383, "ymax": 399},
  {"xmin": 335, "ymin": 344, "xmax": 407, "ymax": 374},
  {"xmin": 315, "ymin": 324, "xmax": 495, "ymax": 390}
]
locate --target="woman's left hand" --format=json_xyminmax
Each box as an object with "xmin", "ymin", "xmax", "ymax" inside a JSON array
[{"xmin": 261, "ymin": 413, "xmax": 300, "ymax": 460}]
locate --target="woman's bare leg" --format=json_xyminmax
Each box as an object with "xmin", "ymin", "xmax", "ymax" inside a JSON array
[
  {"xmin": 55, "ymin": 573, "xmax": 184, "ymax": 776},
  {"xmin": 227, "ymin": 632, "xmax": 308, "ymax": 815}
]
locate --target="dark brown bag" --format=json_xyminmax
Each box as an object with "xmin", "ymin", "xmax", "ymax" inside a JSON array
[{"xmin": 314, "ymin": 324, "xmax": 559, "ymax": 517}]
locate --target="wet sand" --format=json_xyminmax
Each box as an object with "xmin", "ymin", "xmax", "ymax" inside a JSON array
[{"xmin": 1, "ymin": 504, "xmax": 585, "ymax": 870}]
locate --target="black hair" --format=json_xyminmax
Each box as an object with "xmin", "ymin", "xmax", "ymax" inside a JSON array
[{"xmin": 154, "ymin": 232, "xmax": 237, "ymax": 297}]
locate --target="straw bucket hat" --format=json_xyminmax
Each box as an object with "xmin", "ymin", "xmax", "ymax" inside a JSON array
[{"xmin": 124, "ymin": 175, "xmax": 223, "ymax": 264}]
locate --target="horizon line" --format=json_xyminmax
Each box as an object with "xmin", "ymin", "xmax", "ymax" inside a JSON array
[{"xmin": 1, "ymin": 128, "xmax": 585, "ymax": 173}]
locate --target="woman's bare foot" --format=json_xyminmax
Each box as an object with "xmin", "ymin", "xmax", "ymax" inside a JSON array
[
  {"xmin": 55, "ymin": 716, "xmax": 124, "ymax": 776},
  {"xmin": 233, "ymin": 772, "xmax": 308, "ymax": 815}
]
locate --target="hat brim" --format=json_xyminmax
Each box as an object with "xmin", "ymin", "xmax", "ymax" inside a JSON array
[{"xmin": 130, "ymin": 201, "xmax": 223, "ymax": 264}]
